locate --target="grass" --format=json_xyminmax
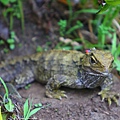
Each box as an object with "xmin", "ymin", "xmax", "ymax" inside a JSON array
[
  {"xmin": 0, "ymin": 77, "xmax": 14, "ymax": 112},
  {"xmin": 1, "ymin": 0, "xmax": 24, "ymax": 31},
  {"xmin": 0, "ymin": 77, "xmax": 47, "ymax": 119},
  {"xmin": 23, "ymin": 98, "xmax": 41, "ymax": 120},
  {"xmin": 0, "ymin": 0, "xmax": 20, "ymax": 52},
  {"xmin": 58, "ymin": 1, "xmax": 120, "ymax": 45},
  {"xmin": 0, "ymin": 106, "xmax": 3, "ymax": 120},
  {"xmin": 111, "ymin": 33, "xmax": 120, "ymax": 71},
  {"xmin": 98, "ymin": 0, "xmax": 120, "ymax": 14}
]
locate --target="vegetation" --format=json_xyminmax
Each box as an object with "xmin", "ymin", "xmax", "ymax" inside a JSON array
[
  {"xmin": 98, "ymin": 0, "xmax": 120, "ymax": 14},
  {"xmin": 0, "ymin": 77, "xmax": 47, "ymax": 119},
  {"xmin": 1, "ymin": 0, "xmax": 24, "ymax": 31},
  {"xmin": 0, "ymin": 0, "xmax": 24, "ymax": 52},
  {"xmin": 0, "ymin": 31, "xmax": 16, "ymax": 52},
  {"xmin": 0, "ymin": 77, "xmax": 14, "ymax": 112},
  {"xmin": 23, "ymin": 99, "xmax": 41, "ymax": 120},
  {"xmin": 111, "ymin": 33, "xmax": 120, "ymax": 71}
]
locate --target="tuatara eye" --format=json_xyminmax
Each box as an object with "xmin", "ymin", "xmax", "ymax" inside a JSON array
[
  {"xmin": 111, "ymin": 60, "xmax": 114, "ymax": 64},
  {"xmin": 90, "ymin": 56, "xmax": 97, "ymax": 65}
]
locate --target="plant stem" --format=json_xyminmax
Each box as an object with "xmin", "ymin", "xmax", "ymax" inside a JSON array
[{"xmin": 18, "ymin": 0, "xmax": 25, "ymax": 32}]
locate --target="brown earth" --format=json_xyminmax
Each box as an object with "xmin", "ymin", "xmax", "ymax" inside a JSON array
[
  {"xmin": 0, "ymin": 1, "xmax": 120, "ymax": 120},
  {"xmin": 19, "ymin": 75, "xmax": 120, "ymax": 120}
]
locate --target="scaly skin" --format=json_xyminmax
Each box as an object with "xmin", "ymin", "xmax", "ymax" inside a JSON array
[{"xmin": 0, "ymin": 49, "xmax": 119, "ymax": 105}]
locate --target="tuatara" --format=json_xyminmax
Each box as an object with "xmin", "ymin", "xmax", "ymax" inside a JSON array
[{"xmin": 0, "ymin": 48, "xmax": 119, "ymax": 105}]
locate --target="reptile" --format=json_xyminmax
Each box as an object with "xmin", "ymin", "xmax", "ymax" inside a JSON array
[{"xmin": 0, "ymin": 48, "xmax": 119, "ymax": 105}]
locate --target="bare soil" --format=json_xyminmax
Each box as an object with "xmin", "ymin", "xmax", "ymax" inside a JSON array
[
  {"xmin": 0, "ymin": 1, "xmax": 120, "ymax": 120},
  {"xmin": 19, "ymin": 75, "xmax": 120, "ymax": 120}
]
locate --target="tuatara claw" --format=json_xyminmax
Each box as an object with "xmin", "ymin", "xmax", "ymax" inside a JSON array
[
  {"xmin": 98, "ymin": 89, "xmax": 119, "ymax": 106},
  {"xmin": 45, "ymin": 90, "xmax": 67, "ymax": 100}
]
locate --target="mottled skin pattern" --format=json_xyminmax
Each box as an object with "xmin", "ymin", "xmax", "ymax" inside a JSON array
[{"xmin": 0, "ymin": 49, "xmax": 119, "ymax": 105}]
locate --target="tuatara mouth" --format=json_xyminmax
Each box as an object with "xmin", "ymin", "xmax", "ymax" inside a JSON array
[
  {"xmin": 82, "ymin": 65, "xmax": 113, "ymax": 77},
  {"xmin": 81, "ymin": 66, "xmax": 109, "ymax": 76}
]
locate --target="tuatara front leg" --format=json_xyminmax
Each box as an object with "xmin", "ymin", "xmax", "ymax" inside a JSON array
[
  {"xmin": 98, "ymin": 75, "xmax": 119, "ymax": 106},
  {"xmin": 45, "ymin": 74, "xmax": 70, "ymax": 100}
]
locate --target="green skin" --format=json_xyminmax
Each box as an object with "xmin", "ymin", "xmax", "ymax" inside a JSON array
[{"xmin": 0, "ymin": 49, "xmax": 119, "ymax": 105}]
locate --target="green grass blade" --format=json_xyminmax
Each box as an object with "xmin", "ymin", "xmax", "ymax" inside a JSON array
[
  {"xmin": 111, "ymin": 33, "xmax": 117, "ymax": 54},
  {"xmin": 28, "ymin": 107, "xmax": 41, "ymax": 118},
  {"xmin": 0, "ymin": 106, "xmax": 3, "ymax": 120},
  {"xmin": 105, "ymin": 0, "xmax": 120, "ymax": 6},
  {"xmin": 0, "ymin": 77, "xmax": 9, "ymax": 98},
  {"xmin": 24, "ymin": 99, "xmax": 29, "ymax": 118},
  {"xmin": 97, "ymin": 4, "xmax": 110, "ymax": 14}
]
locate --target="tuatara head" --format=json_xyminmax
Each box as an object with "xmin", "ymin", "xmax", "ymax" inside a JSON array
[{"xmin": 81, "ymin": 48, "xmax": 114, "ymax": 75}]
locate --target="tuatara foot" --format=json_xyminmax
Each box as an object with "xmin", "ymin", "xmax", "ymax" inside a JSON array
[
  {"xmin": 45, "ymin": 90, "xmax": 67, "ymax": 100},
  {"xmin": 98, "ymin": 88, "xmax": 119, "ymax": 106}
]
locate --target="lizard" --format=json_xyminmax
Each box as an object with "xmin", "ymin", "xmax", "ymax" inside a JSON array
[{"xmin": 0, "ymin": 48, "xmax": 119, "ymax": 105}]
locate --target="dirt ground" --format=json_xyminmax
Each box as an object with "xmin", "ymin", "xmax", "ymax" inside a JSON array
[
  {"xmin": 0, "ymin": 1, "xmax": 120, "ymax": 120},
  {"xmin": 19, "ymin": 75, "xmax": 120, "ymax": 120}
]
